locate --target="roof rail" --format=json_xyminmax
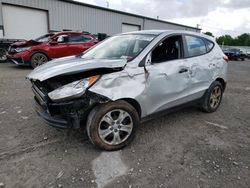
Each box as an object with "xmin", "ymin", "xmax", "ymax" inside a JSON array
[{"xmin": 82, "ymin": 31, "xmax": 90, "ymax": 34}]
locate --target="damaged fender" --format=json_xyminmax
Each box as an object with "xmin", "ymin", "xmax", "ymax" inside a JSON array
[{"xmin": 89, "ymin": 64, "xmax": 148, "ymax": 117}]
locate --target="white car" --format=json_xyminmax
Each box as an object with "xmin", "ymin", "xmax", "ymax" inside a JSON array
[{"xmin": 27, "ymin": 30, "xmax": 228, "ymax": 150}]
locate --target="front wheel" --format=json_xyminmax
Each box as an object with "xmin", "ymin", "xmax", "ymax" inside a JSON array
[
  {"xmin": 30, "ymin": 53, "xmax": 48, "ymax": 69},
  {"xmin": 200, "ymin": 81, "xmax": 223, "ymax": 113},
  {"xmin": 86, "ymin": 101, "xmax": 140, "ymax": 151},
  {"xmin": 0, "ymin": 48, "xmax": 7, "ymax": 62}
]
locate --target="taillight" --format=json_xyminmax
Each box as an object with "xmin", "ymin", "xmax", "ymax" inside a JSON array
[{"xmin": 223, "ymin": 56, "xmax": 229, "ymax": 63}]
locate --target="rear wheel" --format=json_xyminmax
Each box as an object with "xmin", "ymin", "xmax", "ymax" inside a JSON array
[
  {"xmin": 200, "ymin": 81, "xmax": 223, "ymax": 113},
  {"xmin": 86, "ymin": 100, "xmax": 139, "ymax": 151},
  {"xmin": 30, "ymin": 53, "xmax": 48, "ymax": 68}
]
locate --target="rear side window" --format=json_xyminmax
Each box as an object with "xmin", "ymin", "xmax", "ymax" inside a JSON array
[
  {"xmin": 185, "ymin": 35, "xmax": 206, "ymax": 57},
  {"xmin": 204, "ymin": 39, "xmax": 214, "ymax": 52},
  {"xmin": 69, "ymin": 35, "xmax": 84, "ymax": 42},
  {"xmin": 69, "ymin": 35, "xmax": 92, "ymax": 43},
  {"xmin": 83, "ymin": 35, "xmax": 92, "ymax": 42}
]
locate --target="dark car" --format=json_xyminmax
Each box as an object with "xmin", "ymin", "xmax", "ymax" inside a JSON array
[
  {"xmin": 223, "ymin": 48, "xmax": 246, "ymax": 61},
  {"xmin": 7, "ymin": 31, "xmax": 98, "ymax": 68}
]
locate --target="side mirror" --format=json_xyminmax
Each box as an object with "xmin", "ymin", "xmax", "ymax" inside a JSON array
[{"xmin": 49, "ymin": 41, "xmax": 58, "ymax": 46}]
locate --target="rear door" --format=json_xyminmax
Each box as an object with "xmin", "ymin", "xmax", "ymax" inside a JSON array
[
  {"xmin": 67, "ymin": 34, "xmax": 95, "ymax": 55},
  {"xmin": 183, "ymin": 35, "xmax": 214, "ymax": 97}
]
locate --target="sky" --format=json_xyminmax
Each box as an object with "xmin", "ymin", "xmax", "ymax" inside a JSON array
[{"xmin": 74, "ymin": 0, "xmax": 250, "ymax": 37}]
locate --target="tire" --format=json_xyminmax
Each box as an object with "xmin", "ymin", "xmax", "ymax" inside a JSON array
[
  {"xmin": 30, "ymin": 53, "xmax": 48, "ymax": 69},
  {"xmin": 241, "ymin": 58, "xmax": 245, "ymax": 61},
  {"xmin": 86, "ymin": 100, "xmax": 140, "ymax": 151},
  {"xmin": 0, "ymin": 48, "xmax": 7, "ymax": 62},
  {"xmin": 200, "ymin": 81, "xmax": 223, "ymax": 113}
]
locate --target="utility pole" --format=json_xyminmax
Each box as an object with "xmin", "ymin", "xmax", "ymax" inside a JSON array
[
  {"xmin": 106, "ymin": 1, "xmax": 109, "ymax": 8},
  {"xmin": 196, "ymin": 24, "xmax": 200, "ymax": 32}
]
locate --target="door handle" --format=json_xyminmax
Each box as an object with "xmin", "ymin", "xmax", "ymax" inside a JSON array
[
  {"xmin": 179, "ymin": 68, "xmax": 188, "ymax": 74},
  {"xmin": 209, "ymin": 63, "xmax": 216, "ymax": 67}
]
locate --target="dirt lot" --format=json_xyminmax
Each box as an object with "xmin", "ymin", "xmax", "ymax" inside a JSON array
[{"xmin": 0, "ymin": 60, "xmax": 249, "ymax": 188}]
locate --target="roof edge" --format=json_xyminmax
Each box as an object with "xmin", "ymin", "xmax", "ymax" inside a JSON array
[{"xmin": 59, "ymin": 0, "xmax": 201, "ymax": 31}]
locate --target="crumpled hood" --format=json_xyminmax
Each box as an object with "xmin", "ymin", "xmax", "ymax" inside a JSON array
[
  {"xmin": 27, "ymin": 56, "xmax": 127, "ymax": 81},
  {"xmin": 11, "ymin": 40, "xmax": 41, "ymax": 47}
]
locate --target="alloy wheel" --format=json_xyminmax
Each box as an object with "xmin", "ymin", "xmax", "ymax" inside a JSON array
[
  {"xmin": 209, "ymin": 86, "xmax": 222, "ymax": 109},
  {"xmin": 0, "ymin": 48, "xmax": 7, "ymax": 61},
  {"xmin": 98, "ymin": 109, "xmax": 133, "ymax": 145},
  {"xmin": 33, "ymin": 54, "xmax": 47, "ymax": 67}
]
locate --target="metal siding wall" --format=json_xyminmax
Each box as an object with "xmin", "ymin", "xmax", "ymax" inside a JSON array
[
  {"xmin": 0, "ymin": 0, "xmax": 197, "ymax": 36},
  {"xmin": 144, "ymin": 19, "xmax": 198, "ymax": 32}
]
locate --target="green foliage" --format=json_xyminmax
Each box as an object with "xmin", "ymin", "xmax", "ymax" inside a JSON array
[
  {"xmin": 216, "ymin": 33, "xmax": 250, "ymax": 46},
  {"xmin": 203, "ymin": 32, "xmax": 214, "ymax": 37}
]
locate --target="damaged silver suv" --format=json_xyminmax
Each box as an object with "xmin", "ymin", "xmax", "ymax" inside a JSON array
[{"xmin": 27, "ymin": 30, "xmax": 228, "ymax": 150}]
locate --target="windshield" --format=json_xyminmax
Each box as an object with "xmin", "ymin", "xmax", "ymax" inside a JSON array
[
  {"xmin": 35, "ymin": 34, "xmax": 54, "ymax": 42},
  {"xmin": 82, "ymin": 34, "xmax": 155, "ymax": 60}
]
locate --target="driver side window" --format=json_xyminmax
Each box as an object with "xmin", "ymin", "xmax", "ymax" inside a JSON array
[
  {"xmin": 56, "ymin": 35, "xmax": 69, "ymax": 43},
  {"xmin": 151, "ymin": 35, "xmax": 182, "ymax": 63}
]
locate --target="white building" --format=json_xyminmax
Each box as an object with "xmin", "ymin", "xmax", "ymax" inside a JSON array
[{"xmin": 0, "ymin": 0, "xmax": 200, "ymax": 40}]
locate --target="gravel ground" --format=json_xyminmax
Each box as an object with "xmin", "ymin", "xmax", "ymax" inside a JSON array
[{"xmin": 0, "ymin": 60, "xmax": 249, "ymax": 188}]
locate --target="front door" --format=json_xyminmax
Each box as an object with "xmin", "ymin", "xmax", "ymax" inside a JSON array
[
  {"xmin": 49, "ymin": 34, "xmax": 70, "ymax": 58},
  {"xmin": 144, "ymin": 35, "xmax": 192, "ymax": 115}
]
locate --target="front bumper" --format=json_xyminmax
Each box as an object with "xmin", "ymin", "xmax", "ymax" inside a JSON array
[
  {"xmin": 34, "ymin": 97, "xmax": 91, "ymax": 129},
  {"xmin": 7, "ymin": 51, "xmax": 30, "ymax": 66},
  {"xmin": 32, "ymin": 83, "xmax": 109, "ymax": 129},
  {"xmin": 8, "ymin": 57, "xmax": 27, "ymax": 65},
  {"xmin": 34, "ymin": 99, "xmax": 69, "ymax": 128}
]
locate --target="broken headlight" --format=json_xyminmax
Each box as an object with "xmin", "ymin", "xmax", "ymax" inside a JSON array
[
  {"xmin": 48, "ymin": 75, "xmax": 100, "ymax": 102},
  {"xmin": 15, "ymin": 47, "xmax": 31, "ymax": 53}
]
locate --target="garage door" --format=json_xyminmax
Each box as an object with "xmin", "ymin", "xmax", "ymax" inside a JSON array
[
  {"xmin": 122, "ymin": 24, "xmax": 140, "ymax": 33},
  {"xmin": 2, "ymin": 5, "xmax": 48, "ymax": 40}
]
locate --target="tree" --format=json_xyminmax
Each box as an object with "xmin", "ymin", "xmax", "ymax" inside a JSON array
[
  {"xmin": 203, "ymin": 31, "xmax": 214, "ymax": 37},
  {"xmin": 216, "ymin": 35, "xmax": 234, "ymax": 46},
  {"xmin": 216, "ymin": 33, "xmax": 250, "ymax": 46},
  {"xmin": 235, "ymin": 33, "xmax": 250, "ymax": 46}
]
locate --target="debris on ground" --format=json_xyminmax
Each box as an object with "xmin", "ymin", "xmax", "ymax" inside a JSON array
[
  {"xmin": 233, "ymin": 161, "xmax": 239, "ymax": 166},
  {"xmin": 0, "ymin": 182, "xmax": 5, "ymax": 187},
  {"xmin": 205, "ymin": 121, "xmax": 228, "ymax": 129},
  {"xmin": 56, "ymin": 171, "xmax": 64, "ymax": 179}
]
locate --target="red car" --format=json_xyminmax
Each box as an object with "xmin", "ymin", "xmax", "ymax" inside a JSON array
[{"xmin": 7, "ymin": 31, "xmax": 98, "ymax": 68}]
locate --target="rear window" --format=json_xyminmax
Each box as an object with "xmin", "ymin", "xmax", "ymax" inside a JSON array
[{"xmin": 185, "ymin": 35, "xmax": 206, "ymax": 57}]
